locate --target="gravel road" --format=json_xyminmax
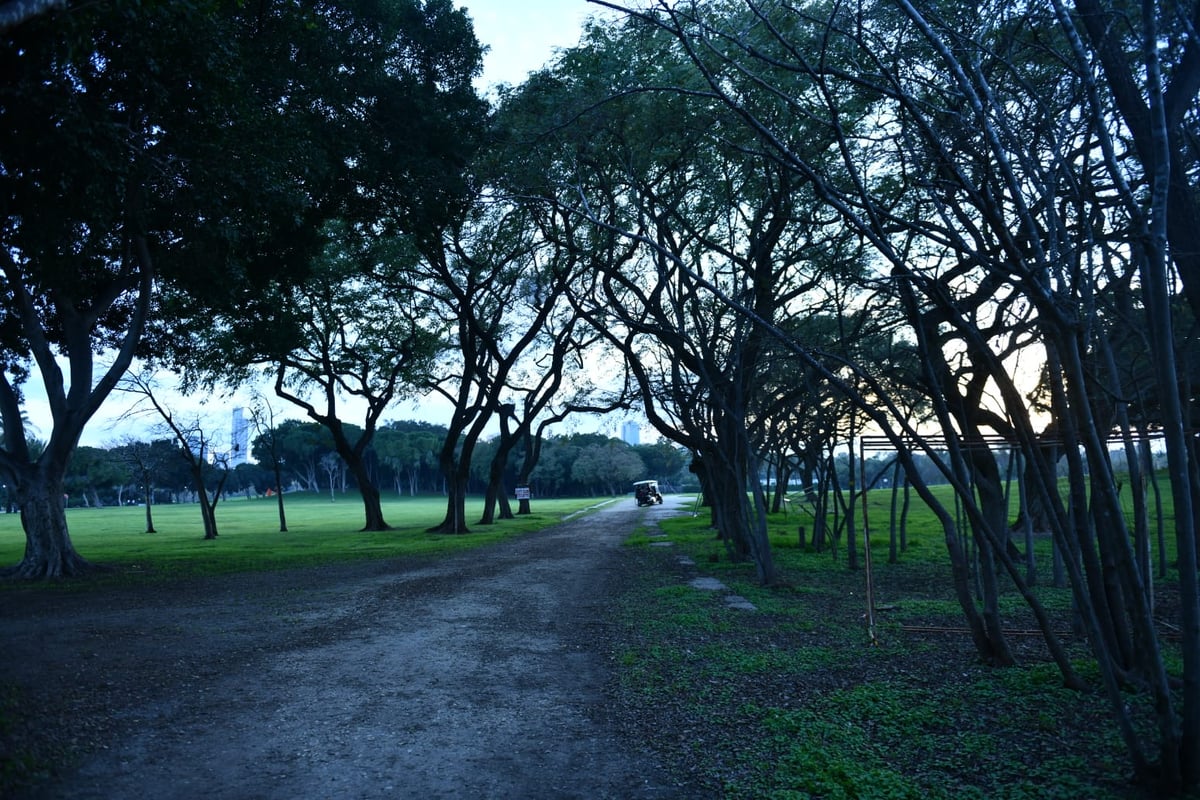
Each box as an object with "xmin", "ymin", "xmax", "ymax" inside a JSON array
[{"xmin": 2, "ymin": 498, "xmax": 688, "ymax": 799}]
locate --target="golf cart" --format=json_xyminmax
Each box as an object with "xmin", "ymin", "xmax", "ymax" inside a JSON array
[{"xmin": 633, "ymin": 480, "xmax": 664, "ymax": 507}]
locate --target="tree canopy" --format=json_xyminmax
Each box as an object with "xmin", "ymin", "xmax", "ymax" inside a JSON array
[{"xmin": 5, "ymin": 0, "xmax": 1200, "ymax": 791}]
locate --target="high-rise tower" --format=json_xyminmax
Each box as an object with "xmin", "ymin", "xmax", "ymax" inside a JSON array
[{"xmin": 231, "ymin": 407, "xmax": 250, "ymax": 465}]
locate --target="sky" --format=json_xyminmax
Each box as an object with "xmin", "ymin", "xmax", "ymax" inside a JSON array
[
  {"xmin": 25, "ymin": 0, "xmax": 632, "ymax": 450},
  {"xmin": 461, "ymin": 0, "xmax": 608, "ymax": 90}
]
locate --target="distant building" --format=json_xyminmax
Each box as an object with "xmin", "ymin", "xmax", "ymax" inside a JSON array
[
  {"xmin": 230, "ymin": 407, "xmax": 250, "ymax": 465},
  {"xmin": 620, "ymin": 420, "xmax": 640, "ymax": 447}
]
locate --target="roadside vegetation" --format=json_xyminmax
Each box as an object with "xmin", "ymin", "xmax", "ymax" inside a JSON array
[{"xmin": 614, "ymin": 485, "xmax": 1189, "ymax": 800}]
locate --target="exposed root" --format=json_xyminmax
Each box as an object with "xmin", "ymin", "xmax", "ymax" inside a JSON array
[{"xmin": 0, "ymin": 555, "xmax": 112, "ymax": 581}]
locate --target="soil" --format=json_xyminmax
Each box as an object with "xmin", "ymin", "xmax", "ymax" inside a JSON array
[{"xmin": 0, "ymin": 497, "xmax": 700, "ymax": 800}]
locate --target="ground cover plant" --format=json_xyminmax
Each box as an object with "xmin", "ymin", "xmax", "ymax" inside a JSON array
[
  {"xmin": 0, "ymin": 493, "xmax": 602, "ymax": 584},
  {"xmin": 613, "ymin": 494, "xmax": 1191, "ymax": 800}
]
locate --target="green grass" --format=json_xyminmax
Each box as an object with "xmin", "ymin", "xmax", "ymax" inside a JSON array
[
  {"xmin": 617, "ymin": 504, "xmax": 1174, "ymax": 800},
  {"xmin": 772, "ymin": 473, "xmax": 1181, "ymax": 560},
  {"xmin": 0, "ymin": 492, "xmax": 608, "ymax": 584}
]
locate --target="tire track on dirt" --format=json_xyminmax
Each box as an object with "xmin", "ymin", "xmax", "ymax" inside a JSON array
[{"xmin": 5, "ymin": 499, "xmax": 687, "ymax": 799}]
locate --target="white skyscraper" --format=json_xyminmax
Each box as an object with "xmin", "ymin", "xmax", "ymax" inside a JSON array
[
  {"xmin": 620, "ymin": 420, "xmax": 640, "ymax": 446},
  {"xmin": 231, "ymin": 407, "xmax": 250, "ymax": 465}
]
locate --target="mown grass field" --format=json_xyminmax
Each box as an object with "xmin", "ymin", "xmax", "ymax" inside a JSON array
[{"xmin": 0, "ymin": 492, "xmax": 605, "ymax": 583}]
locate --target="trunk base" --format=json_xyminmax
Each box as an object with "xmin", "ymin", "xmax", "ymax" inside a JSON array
[{"xmin": 2, "ymin": 552, "xmax": 106, "ymax": 580}]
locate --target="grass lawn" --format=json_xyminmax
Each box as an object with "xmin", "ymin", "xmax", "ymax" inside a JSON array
[
  {"xmin": 0, "ymin": 491, "xmax": 607, "ymax": 583},
  {"xmin": 615, "ymin": 495, "xmax": 1188, "ymax": 800}
]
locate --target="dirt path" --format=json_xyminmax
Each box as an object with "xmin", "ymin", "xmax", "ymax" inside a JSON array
[{"xmin": 2, "ymin": 498, "xmax": 689, "ymax": 799}]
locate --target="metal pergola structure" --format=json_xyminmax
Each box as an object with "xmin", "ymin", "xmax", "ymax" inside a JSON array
[
  {"xmin": 852, "ymin": 428, "xmax": 1171, "ymax": 645},
  {"xmin": 859, "ymin": 430, "xmax": 1168, "ymax": 454}
]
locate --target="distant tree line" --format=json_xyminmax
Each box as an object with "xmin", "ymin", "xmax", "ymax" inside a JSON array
[
  {"xmin": 47, "ymin": 419, "xmax": 1119, "ymax": 515},
  {"xmin": 15, "ymin": 422, "xmax": 691, "ymax": 511}
]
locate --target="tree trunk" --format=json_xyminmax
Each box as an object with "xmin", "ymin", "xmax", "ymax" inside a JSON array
[
  {"xmin": 357, "ymin": 480, "xmax": 387, "ymax": 532},
  {"xmin": 745, "ymin": 463, "xmax": 777, "ymax": 585},
  {"xmin": 184, "ymin": 461, "xmax": 221, "ymax": 540},
  {"xmin": 845, "ymin": 434, "xmax": 859, "ymax": 571},
  {"xmin": 6, "ymin": 473, "xmax": 94, "ymax": 579},
  {"xmin": 479, "ymin": 470, "xmax": 503, "ymax": 525},
  {"xmin": 273, "ymin": 462, "xmax": 288, "ymax": 533},
  {"xmin": 514, "ymin": 429, "xmax": 543, "ymax": 516},
  {"xmin": 430, "ymin": 472, "xmax": 470, "ymax": 534},
  {"xmin": 967, "ymin": 445, "xmax": 1017, "ymax": 668},
  {"xmin": 429, "ymin": 428, "xmax": 472, "ymax": 534},
  {"xmin": 888, "ymin": 461, "xmax": 901, "ymax": 564},
  {"xmin": 770, "ymin": 456, "xmax": 787, "ymax": 513},
  {"xmin": 197, "ymin": 487, "xmax": 218, "ymax": 540},
  {"xmin": 711, "ymin": 482, "xmax": 748, "ymax": 558},
  {"xmin": 811, "ymin": 468, "xmax": 829, "ymax": 553},
  {"xmin": 143, "ymin": 480, "xmax": 156, "ymax": 534},
  {"xmin": 344, "ymin": 455, "xmax": 388, "ymax": 532},
  {"xmin": 480, "ymin": 405, "xmax": 519, "ymax": 525},
  {"xmin": 699, "ymin": 436, "xmax": 776, "ymax": 584},
  {"xmin": 200, "ymin": 497, "xmax": 218, "ymax": 539}
]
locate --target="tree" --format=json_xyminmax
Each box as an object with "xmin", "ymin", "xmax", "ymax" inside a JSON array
[
  {"xmin": 570, "ymin": 441, "xmax": 644, "ymax": 496},
  {"xmin": 253, "ymin": 420, "xmax": 332, "ymax": 494},
  {"xmin": 1070, "ymin": 1, "xmax": 1200, "ymax": 781},
  {"xmin": 0, "ymin": 116, "xmax": 151, "ymax": 574},
  {"xmin": 248, "ymin": 394, "xmax": 289, "ymax": 532},
  {"xmin": 504, "ymin": 14, "xmax": 874, "ymax": 583},
  {"xmin": 63, "ymin": 446, "xmax": 128, "ymax": 508},
  {"xmin": 418, "ymin": 196, "xmax": 593, "ymax": 533},
  {"xmin": 503, "ymin": 364, "xmax": 636, "ymax": 516},
  {"xmin": 122, "ymin": 373, "xmax": 231, "ymax": 540},
  {"xmin": 1071, "ymin": 0, "xmax": 1200, "ymax": 324},
  {"xmin": 592, "ymin": 0, "xmax": 1199, "ymax": 789},
  {"xmin": 320, "ymin": 452, "xmax": 342, "ymax": 502},
  {"xmin": 110, "ymin": 438, "xmax": 175, "ymax": 532},
  {"xmin": 475, "ymin": 215, "xmax": 630, "ymax": 524},
  {"xmin": 374, "ymin": 421, "xmax": 445, "ymax": 496},
  {"xmin": 588, "ymin": 0, "xmax": 1057, "ymax": 653},
  {"xmin": 523, "ymin": 436, "xmax": 579, "ymax": 498},
  {"xmin": 227, "ymin": 462, "xmax": 269, "ymax": 499},
  {"xmin": 163, "ymin": 0, "xmax": 489, "ymax": 533},
  {"xmin": 472, "ymin": 96, "xmax": 642, "ymax": 522},
  {"xmin": 632, "ymin": 442, "xmax": 688, "ymax": 488},
  {"xmin": 257, "ymin": 232, "xmax": 441, "ymax": 530},
  {"xmin": 0, "ymin": 0, "xmax": 358, "ymax": 577}
]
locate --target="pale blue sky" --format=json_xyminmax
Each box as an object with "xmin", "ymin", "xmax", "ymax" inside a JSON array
[{"xmin": 460, "ymin": 0, "xmax": 608, "ymax": 88}]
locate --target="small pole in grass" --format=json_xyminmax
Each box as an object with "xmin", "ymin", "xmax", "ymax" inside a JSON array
[{"xmin": 860, "ymin": 451, "xmax": 878, "ymax": 646}]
